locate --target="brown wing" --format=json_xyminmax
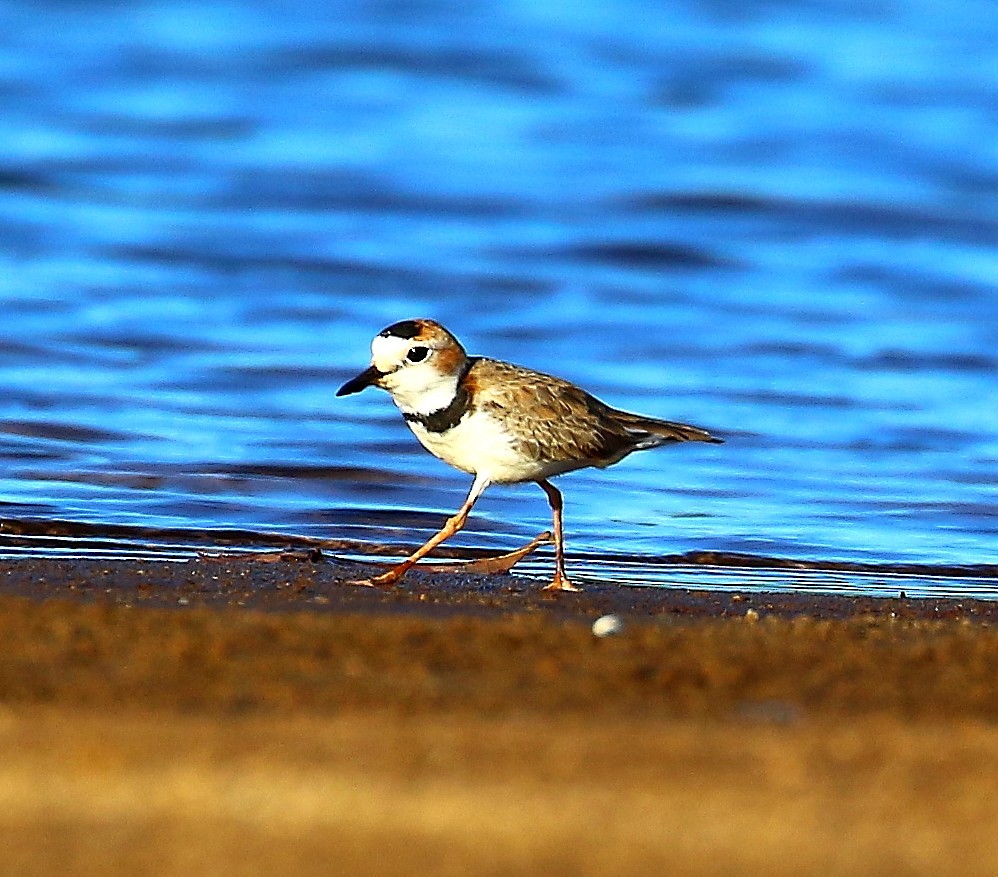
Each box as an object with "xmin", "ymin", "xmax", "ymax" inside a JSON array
[{"xmin": 467, "ymin": 358, "xmax": 721, "ymax": 468}]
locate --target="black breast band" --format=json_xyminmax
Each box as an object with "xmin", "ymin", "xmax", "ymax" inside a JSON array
[
  {"xmin": 403, "ymin": 384, "xmax": 470, "ymax": 433},
  {"xmin": 402, "ymin": 360, "xmax": 475, "ymax": 433}
]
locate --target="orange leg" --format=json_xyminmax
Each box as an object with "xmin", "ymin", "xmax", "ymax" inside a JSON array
[
  {"xmin": 536, "ymin": 479, "xmax": 580, "ymax": 592},
  {"xmin": 351, "ymin": 475, "xmax": 492, "ymax": 587}
]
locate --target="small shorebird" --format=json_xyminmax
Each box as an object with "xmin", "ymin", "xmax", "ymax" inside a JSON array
[{"xmin": 337, "ymin": 319, "xmax": 722, "ymax": 590}]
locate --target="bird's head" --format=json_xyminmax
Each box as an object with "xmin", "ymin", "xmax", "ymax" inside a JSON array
[{"xmin": 336, "ymin": 319, "xmax": 468, "ymax": 413}]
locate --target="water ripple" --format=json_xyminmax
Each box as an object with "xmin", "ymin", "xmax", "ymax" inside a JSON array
[{"xmin": 0, "ymin": 0, "xmax": 996, "ymax": 595}]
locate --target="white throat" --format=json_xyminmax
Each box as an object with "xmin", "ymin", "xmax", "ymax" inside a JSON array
[
  {"xmin": 386, "ymin": 368, "xmax": 460, "ymax": 416},
  {"xmin": 369, "ymin": 333, "xmax": 467, "ymax": 416}
]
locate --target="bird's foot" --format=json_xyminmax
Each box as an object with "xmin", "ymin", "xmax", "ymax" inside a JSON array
[
  {"xmin": 343, "ymin": 569, "xmax": 403, "ymax": 588},
  {"xmin": 342, "ymin": 531, "xmax": 555, "ymax": 586},
  {"xmin": 457, "ymin": 531, "xmax": 553, "ymax": 574},
  {"xmin": 542, "ymin": 574, "xmax": 581, "ymax": 593}
]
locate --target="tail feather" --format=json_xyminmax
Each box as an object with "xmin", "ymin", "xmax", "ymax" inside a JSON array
[{"xmin": 612, "ymin": 409, "xmax": 724, "ymax": 446}]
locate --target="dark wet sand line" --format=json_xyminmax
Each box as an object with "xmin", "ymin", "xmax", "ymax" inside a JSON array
[{"xmin": 5, "ymin": 515, "xmax": 998, "ymax": 579}]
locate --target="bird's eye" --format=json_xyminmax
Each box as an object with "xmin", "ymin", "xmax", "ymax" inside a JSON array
[{"xmin": 406, "ymin": 346, "xmax": 429, "ymax": 363}]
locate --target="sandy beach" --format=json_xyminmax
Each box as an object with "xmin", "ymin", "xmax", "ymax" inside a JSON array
[{"xmin": 2, "ymin": 553, "xmax": 998, "ymax": 876}]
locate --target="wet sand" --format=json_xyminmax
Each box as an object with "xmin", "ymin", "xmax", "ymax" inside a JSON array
[{"xmin": 2, "ymin": 553, "xmax": 998, "ymax": 876}]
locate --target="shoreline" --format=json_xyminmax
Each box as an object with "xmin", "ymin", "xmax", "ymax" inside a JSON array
[{"xmin": 2, "ymin": 551, "xmax": 997, "ymax": 621}]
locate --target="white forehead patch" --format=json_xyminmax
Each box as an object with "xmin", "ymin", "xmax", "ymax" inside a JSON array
[{"xmin": 371, "ymin": 333, "xmax": 416, "ymax": 372}]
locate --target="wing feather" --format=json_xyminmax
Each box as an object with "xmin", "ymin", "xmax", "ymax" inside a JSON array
[{"xmin": 469, "ymin": 358, "xmax": 721, "ymax": 469}]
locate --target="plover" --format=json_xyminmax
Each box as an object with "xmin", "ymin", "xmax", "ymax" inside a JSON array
[{"xmin": 337, "ymin": 319, "xmax": 722, "ymax": 591}]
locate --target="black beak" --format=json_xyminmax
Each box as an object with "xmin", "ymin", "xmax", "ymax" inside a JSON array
[{"xmin": 336, "ymin": 364, "xmax": 385, "ymax": 397}]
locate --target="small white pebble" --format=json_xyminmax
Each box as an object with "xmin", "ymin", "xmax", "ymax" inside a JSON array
[
  {"xmin": 177, "ymin": 597, "xmax": 190, "ymax": 606},
  {"xmin": 592, "ymin": 614, "xmax": 624, "ymax": 637}
]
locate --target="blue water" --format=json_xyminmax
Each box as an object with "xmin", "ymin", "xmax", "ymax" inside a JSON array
[{"xmin": 1, "ymin": 0, "xmax": 997, "ymax": 594}]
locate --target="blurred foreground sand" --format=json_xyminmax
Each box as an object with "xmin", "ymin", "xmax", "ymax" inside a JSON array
[{"xmin": 1, "ymin": 556, "xmax": 997, "ymax": 876}]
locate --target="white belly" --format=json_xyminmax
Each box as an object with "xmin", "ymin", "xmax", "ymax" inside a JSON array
[{"xmin": 406, "ymin": 409, "xmax": 556, "ymax": 484}]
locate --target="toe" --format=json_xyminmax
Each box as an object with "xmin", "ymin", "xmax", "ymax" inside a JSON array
[
  {"xmin": 368, "ymin": 571, "xmax": 402, "ymax": 588},
  {"xmin": 344, "ymin": 572, "xmax": 401, "ymax": 588},
  {"xmin": 541, "ymin": 577, "xmax": 581, "ymax": 593}
]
